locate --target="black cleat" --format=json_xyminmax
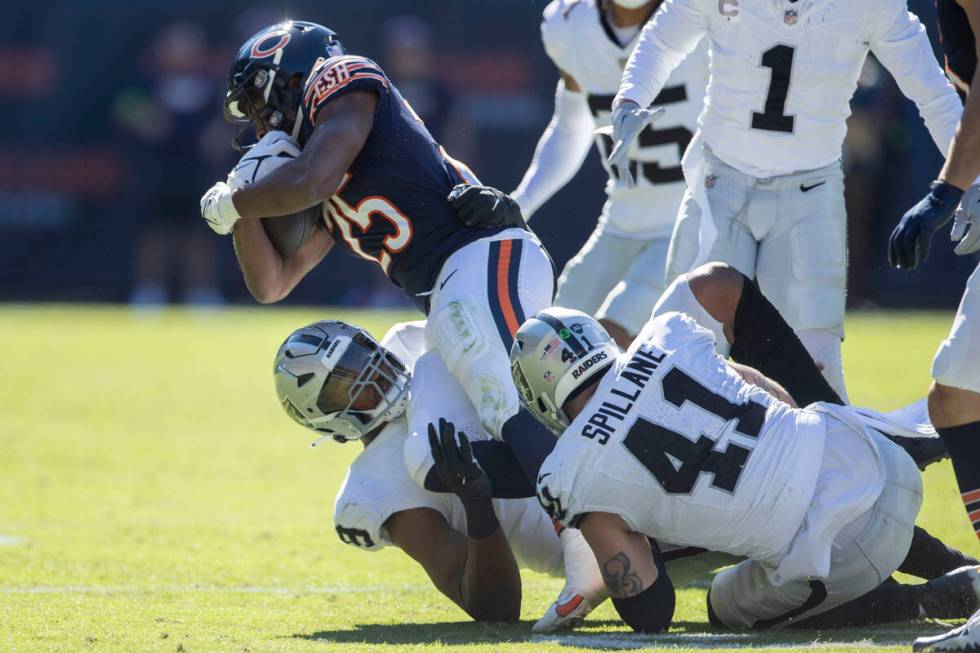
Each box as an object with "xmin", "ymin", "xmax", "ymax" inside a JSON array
[
  {"xmin": 919, "ymin": 566, "xmax": 980, "ymax": 620},
  {"xmin": 882, "ymin": 432, "xmax": 949, "ymax": 470}
]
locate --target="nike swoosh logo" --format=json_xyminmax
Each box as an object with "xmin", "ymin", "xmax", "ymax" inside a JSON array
[
  {"xmin": 438, "ymin": 269, "xmax": 458, "ymax": 290},
  {"xmin": 800, "ymin": 181, "xmax": 826, "ymax": 192},
  {"xmin": 555, "ymin": 594, "xmax": 585, "ymax": 618}
]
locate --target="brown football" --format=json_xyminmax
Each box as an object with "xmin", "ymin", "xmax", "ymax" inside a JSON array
[{"xmin": 261, "ymin": 206, "xmax": 322, "ymax": 257}]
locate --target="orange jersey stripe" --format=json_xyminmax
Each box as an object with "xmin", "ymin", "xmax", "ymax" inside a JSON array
[
  {"xmin": 962, "ymin": 489, "xmax": 980, "ymax": 505},
  {"xmin": 496, "ymin": 241, "xmax": 520, "ymax": 337}
]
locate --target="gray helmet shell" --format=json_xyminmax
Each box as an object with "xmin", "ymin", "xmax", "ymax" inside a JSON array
[
  {"xmin": 273, "ymin": 321, "xmax": 409, "ymax": 443},
  {"xmin": 510, "ymin": 307, "xmax": 619, "ymax": 434}
]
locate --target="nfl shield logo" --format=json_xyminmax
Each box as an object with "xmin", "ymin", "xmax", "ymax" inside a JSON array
[
  {"xmin": 784, "ymin": 9, "xmax": 798, "ymax": 24},
  {"xmin": 544, "ymin": 370, "xmax": 556, "ymax": 384},
  {"xmin": 705, "ymin": 175, "xmax": 717, "ymax": 189}
]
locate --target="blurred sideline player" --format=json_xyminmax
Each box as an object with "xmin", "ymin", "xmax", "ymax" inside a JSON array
[
  {"xmin": 510, "ymin": 0, "xmax": 708, "ymax": 347},
  {"xmin": 198, "ymin": 21, "xmax": 565, "ymax": 506},
  {"xmin": 606, "ymin": 0, "xmax": 965, "ymax": 401},
  {"xmin": 888, "ymin": 0, "xmax": 980, "ymax": 649},
  {"xmin": 272, "ymin": 315, "xmax": 979, "ymax": 633},
  {"xmin": 509, "ymin": 267, "xmax": 980, "ymax": 632}
]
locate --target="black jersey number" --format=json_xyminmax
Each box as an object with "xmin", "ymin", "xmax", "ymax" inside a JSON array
[
  {"xmin": 623, "ymin": 367, "xmax": 767, "ymax": 494},
  {"xmin": 751, "ymin": 45, "xmax": 796, "ymax": 133},
  {"xmin": 336, "ymin": 524, "xmax": 376, "ymax": 548},
  {"xmin": 589, "ymin": 87, "xmax": 693, "ymax": 185}
]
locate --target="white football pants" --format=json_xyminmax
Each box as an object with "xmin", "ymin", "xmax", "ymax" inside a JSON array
[
  {"xmin": 424, "ymin": 229, "xmax": 555, "ymax": 437},
  {"xmin": 667, "ymin": 145, "xmax": 848, "ymax": 400},
  {"xmin": 555, "ymin": 225, "xmax": 670, "ymax": 337},
  {"xmin": 932, "ymin": 262, "xmax": 980, "ymax": 393}
]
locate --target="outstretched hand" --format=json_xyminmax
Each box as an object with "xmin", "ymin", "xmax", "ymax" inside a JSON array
[
  {"xmin": 427, "ymin": 418, "xmax": 492, "ymax": 502},
  {"xmin": 605, "ymin": 102, "xmax": 664, "ymax": 188},
  {"xmin": 888, "ymin": 181, "xmax": 964, "ymax": 269}
]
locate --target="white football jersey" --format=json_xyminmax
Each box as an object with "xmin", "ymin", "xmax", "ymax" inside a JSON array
[
  {"xmin": 617, "ymin": 0, "xmax": 961, "ymax": 178},
  {"xmin": 542, "ymin": 0, "xmax": 709, "ymax": 238},
  {"xmin": 331, "ymin": 322, "xmax": 563, "ymax": 576},
  {"xmin": 536, "ymin": 311, "xmax": 827, "ymax": 567}
]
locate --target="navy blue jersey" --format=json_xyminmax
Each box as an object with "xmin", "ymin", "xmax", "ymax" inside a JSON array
[
  {"xmin": 936, "ymin": 0, "xmax": 975, "ymax": 101},
  {"xmin": 302, "ymin": 54, "xmax": 507, "ymax": 312}
]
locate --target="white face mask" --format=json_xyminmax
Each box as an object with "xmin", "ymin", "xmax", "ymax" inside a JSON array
[{"xmin": 610, "ymin": 0, "xmax": 652, "ymax": 8}]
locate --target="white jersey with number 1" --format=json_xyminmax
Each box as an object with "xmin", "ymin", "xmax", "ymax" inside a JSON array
[
  {"xmin": 617, "ymin": 0, "xmax": 962, "ymax": 178},
  {"xmin": 542, "ymin": 0, "xmax": 709, "ymax": 238}
]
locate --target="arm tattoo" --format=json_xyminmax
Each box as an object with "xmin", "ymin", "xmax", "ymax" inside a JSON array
[{"xmin": 601, "ymin": 551, "xmax": 645, "ymax": 599}]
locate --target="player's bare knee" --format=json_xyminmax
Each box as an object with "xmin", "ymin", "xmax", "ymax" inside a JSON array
[
  {"xmin": 928, "ymin": 382, "xmax": 980, "ymax": 428},
  {"xmin": 687, "ymin": 263, "xmax": 743, "ymax": 329}
]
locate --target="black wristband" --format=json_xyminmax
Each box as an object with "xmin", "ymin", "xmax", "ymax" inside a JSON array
[
  {"xmin": 459, "ymin": 495, "xmax": 500, "ymax": 540},
  {"xmin": 611, "ymin": 571, "xmax": 676, "ymax": 633}
]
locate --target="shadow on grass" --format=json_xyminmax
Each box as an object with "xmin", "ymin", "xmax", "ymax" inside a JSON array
[
  {"xmin": 294, "ymin": 619, "xmax": 937, "ymax": 649},
  {"xmin": 294, "ymin": 620, "xmax": 536, "ymax": 646}
]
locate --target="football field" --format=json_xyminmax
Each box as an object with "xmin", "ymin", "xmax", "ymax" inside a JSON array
[{"xmin": 1, "ymin": 305, "xmax": 975, "ymax": 652}]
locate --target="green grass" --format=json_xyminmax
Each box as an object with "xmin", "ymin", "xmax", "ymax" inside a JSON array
[{"xmin": 0, "ymin": 306, "xmax": 975, "ymax": 652}]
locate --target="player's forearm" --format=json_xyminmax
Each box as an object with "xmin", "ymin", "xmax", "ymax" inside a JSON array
[
  {"xmin": 459, "ymin": 526, "xmax": 522, "ymax": 622},
  {"xmin": 512, "ymin": 81, "xmax": 595, "ymax": 218},
  {"xmin": 231, "ymin": 160, "xmax": 339, "ymax": 220},
  {"xmin": 728, "ymin": 362, "xmax": 798, "ymax": 407},
  {"xmin": 872, "ymin": 11, "xmax": 963, "ymax": 158},
  {"xmin": 939, "ymin": 74, "xmax": 980, "ymax": 190},
  {"xmin": 232, "ymin": 218, "xmax": 331, "ymax": 303},
  {"xmin": 232, "ymin": 218, "xmax": 290, "ymax": 302},
  {"xmin": 614, "ymin": 0, "xmax": 706, "ymax": 109}
]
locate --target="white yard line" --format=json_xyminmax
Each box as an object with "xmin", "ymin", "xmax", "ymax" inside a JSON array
[
  {"xmin": 0, "ymin": 583, "xmax": 430, "ymax": 595},
  {"xmin": 0, "ymin": 534, "xmax": 26, "ymax": 546},
  {"xmin": 533, "ymin": 633, "xmax": 918, "ymax": 650}
]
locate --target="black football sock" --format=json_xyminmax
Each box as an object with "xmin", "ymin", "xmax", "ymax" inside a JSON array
[
  {"xmin": 936, "ymin": 420, "xmax": 980, "ymax": 540},
  {"xmin": 423, "ymin": 439, "xmax": 535, "ymax": 498},
  {"xmin": 899, "ymin": 525, "xmax": 980, "ymax": 580},
  {"xmin": 729, "ymin": 276, "xmax": 843, "ymax": 407},
  {"xmin": 790, "ymin": 578, "xmax": 918, "ymax": 629},
  {"xmin": 500, "ymin": 408, "xmax": 559, "ymax": 486}
]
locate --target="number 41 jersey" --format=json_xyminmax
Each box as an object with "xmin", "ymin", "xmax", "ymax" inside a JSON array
[{"xmin": 536, "ymin": 311, "xmax": 827, "ymax": 567}]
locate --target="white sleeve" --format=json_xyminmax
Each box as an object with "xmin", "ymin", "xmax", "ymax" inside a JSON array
[
  {"xmin": 870, "ymin": 5, "xmax": 963, "ymax": 157},
  {"xmin": 614, "ymin": 0, "xmax": 709, "ymax": 109},
  {"xmin": 511, "ymin": 80, "xmax": 595, "ymax": 219}
]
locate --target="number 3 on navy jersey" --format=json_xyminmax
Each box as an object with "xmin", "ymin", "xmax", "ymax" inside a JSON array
[{"xmin": 327, "ymin": 173, "xmax": 414, "ymax": 275}]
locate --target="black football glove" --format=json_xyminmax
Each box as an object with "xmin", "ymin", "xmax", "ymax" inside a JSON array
[
  {"xmin": 427, "ymin": 418, "xmax": 492, "ymax": 502},
  {"xmin": 448, "ymin": 184, "xmax": 527, "ymax": 230},
  {"xmin": 888, "ymin": 181, "xmax": 964, "ymax": 270},
  {"xmin": 427, "ymin": 418, "xmax": 501, "ymax": 539}
]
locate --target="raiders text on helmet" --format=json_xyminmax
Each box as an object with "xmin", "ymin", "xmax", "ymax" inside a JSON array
[{"xmin": 510, "ymin": 307, "xmax": 619, "ymax": 434}]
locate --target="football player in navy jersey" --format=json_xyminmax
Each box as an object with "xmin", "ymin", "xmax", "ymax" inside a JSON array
[{"xmin": 200, "ymin": 19, "xmax": 566, "ymax": 539}]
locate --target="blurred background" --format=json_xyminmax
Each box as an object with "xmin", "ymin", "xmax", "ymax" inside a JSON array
[{"xmin": 1, "ymin": 0, "xmax": 976, "ymax": 310}]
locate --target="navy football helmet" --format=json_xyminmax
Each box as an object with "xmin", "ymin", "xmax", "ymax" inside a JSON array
[{"xmin": 224, "ymin": 20, "xmax": 344, "ymax": 148}]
